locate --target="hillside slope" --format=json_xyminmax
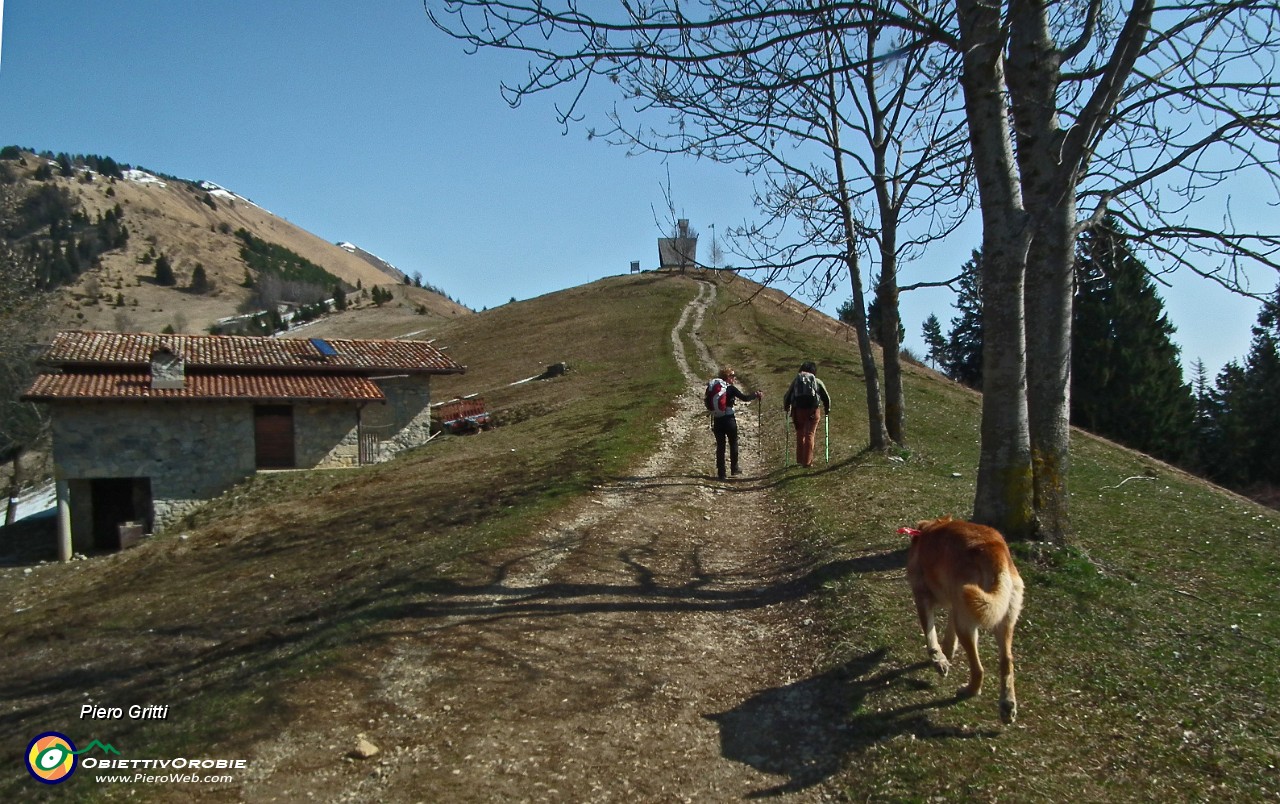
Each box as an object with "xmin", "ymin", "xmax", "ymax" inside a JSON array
[
  {"xmin": 1, "ymin": 149, "xmax": 470, "ymax": 336},
  {"xmin": 1, "ymin": 270, "xmax": 1277, "ymax": 801}
]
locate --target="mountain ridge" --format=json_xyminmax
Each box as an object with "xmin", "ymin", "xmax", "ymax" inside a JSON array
[{"xmin": 0, "ymin": 148, "xmax": 470, "ymax": 338}]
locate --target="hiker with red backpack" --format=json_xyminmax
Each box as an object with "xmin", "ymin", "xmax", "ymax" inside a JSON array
[
  {"xmin": 705, "ymin": 366, "xmax": 763, "ymax": 480},
  {"xmin": 783, "ymin": 361, "xmax": 831, "ymax": 468}
]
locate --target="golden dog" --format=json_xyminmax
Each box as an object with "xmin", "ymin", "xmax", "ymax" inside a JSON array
[{"xmin": 902, "ymin": 516, "xmax": 1025, "ymax": 723}]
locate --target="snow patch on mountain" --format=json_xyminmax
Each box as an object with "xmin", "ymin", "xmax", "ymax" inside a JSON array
[
  {"xmin": 123, "ymin": 169, "xmax": 167, "ymax": 187},
  {"xmin": 197, "ymin": 180, "xmax": 269, "ymax": 213},
  {"xmin": 336, "ymin": 242, "xmax": 407, "ymax": 282}
]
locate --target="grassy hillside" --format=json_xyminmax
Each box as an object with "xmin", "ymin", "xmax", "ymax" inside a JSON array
[
  {"xmin": 0, "ymin": 149, "xmax": 470, "ymax": 337},
  {"xmin": 699, "ymin": 273, "xmax": 1280, "ymax": 801},
  {"xmin": 1, "ymin": 270, "xmax": 1277, "ymax": 801},
  {"xmin": 0, "ymin": 272, "xmax": 692, "ymax": 800}
]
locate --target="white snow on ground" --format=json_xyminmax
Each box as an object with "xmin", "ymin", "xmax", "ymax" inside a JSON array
[
  {"xmin": 123, "ymin": 168, "xmax": 167, "ymax": 187},
  {"xmin": 9, "ymin": 481, "xmax": 56, "ymax": 522},
  {"xmin": 339, "ymin": 241, "xmax": 382, "ymax": 260},
  {"xmin": 337, "ymin": 241, "xmax": 401, "ymax": 274},
  {"xmin": 196, "ymin": 180, "xmax": 269, "ymax": 213}
]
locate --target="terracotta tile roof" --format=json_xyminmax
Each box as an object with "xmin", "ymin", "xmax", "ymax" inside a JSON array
[
  {"xmin": 40, "ymin": 331, "xmax": 465, "ymax": 374},
  {"xmin": 23, "ymin": 372, "xmax": 387, "ymax": 402}
]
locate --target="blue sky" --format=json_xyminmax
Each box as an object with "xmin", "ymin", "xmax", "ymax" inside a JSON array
[{"xmin": 0, "ymin": 0, "xmax": 1269, "ymax": 380}]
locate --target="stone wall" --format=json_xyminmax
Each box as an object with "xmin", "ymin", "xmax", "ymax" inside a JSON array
[
  {"xmin": 367, "ymin": 376, "xmax": 433, "ymax": 460},
  {"xmin": 300, "ymin": 403, "xmax": 362, "ymax": 468},
  {"xmin": 48, "ymin": 379, "xmax": 433, "ymax": 543},
  {"xmin": 50, "ymin": 400, "xmax": 368, "ymax": 536},
  {"xmin": 51, "ymin": 401, "xmax": 257, "ymax": 536}
]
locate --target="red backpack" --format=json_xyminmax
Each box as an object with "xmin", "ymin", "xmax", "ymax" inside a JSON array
[{"xmin": 705, "ymin": 378, "xmax": 729, "ymax": 413}]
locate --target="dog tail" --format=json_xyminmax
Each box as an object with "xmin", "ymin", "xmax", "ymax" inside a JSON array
[{"xmin": 962, "ymin": 568, "xmax": 1022, "ymax": 631}]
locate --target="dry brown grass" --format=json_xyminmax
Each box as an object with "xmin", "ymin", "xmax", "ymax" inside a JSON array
[
  {"xmin": 5, "ymin": 152, "xmax": 469, "ymax": 338},
  {"xmin": 0, "ymin": 271, "xmax": 694, "ymax": 799}
]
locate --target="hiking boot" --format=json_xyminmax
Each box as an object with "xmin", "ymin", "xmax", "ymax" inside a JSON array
[{"xmin": 731, "ymin": 467, "xmax": 742, "ymax": 476}]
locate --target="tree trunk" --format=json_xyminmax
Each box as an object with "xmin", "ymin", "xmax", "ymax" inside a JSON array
[
  {"xmin": 957, "ymin": 0, "xmax": 1037, "ymax": 539},
  {"xmin": 976, "ymin": 239, "xmax": 1037, "ymax": 540},
  {"xmin": 878, "ymin": 270, "xmax": 905, "ymax": 446},
  {"xmin": 845, "ymin": 253, "xmax": 890, "ymax": 451},
  {"xmin": 1007, "ymin": 0, "xmax": 1073, "ymax": 543},
  {"xmin": 875, "ymin": 125, "xmax": 905, "ymax": 446},
  {"xmin": 1023, "ymin": 208, "xmax": 1075, "ymax": 543},
  {"xmin": 829, "ymin": 67, "xmax": 889, "ymax": 451}
]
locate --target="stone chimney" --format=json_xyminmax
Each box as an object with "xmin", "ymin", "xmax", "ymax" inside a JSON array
[{"xmin": 150, "ymin": 347, "xmax": 185, "ymax": 390}]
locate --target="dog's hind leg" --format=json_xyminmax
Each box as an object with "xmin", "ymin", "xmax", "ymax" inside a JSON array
[
  {"xmin": 954, "ymin": 625, "xmax": 983, "ymax": 698},
  {"xmin": 995, "ymin": 617, "xmax": 1017, "ymax": 724},
  {"xmin": 941, "ymin": 614, "xmax": 958, "ymax": 661},
  {"xmin": 915, "ymin": 596, "xmax": 951, "ymax": 677}
]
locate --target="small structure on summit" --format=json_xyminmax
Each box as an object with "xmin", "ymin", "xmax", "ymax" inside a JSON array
[{"xmin": 658, "ymin": 219, "xmax": 698, "ymax": 271}]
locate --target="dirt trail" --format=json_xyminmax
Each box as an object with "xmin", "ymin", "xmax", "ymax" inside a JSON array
[{"xmin": 252, "ymin": 282, "xmax": 841, "ymax": 802}]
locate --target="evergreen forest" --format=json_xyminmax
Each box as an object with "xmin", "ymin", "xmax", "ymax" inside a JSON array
[{"xmin": 928, "ymin": 220, "xmax": 1280, "ymax": 501}]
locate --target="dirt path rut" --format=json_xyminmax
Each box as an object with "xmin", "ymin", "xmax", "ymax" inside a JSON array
[{"xmin": 255, "ymin": 282, "xmax": 841, "ymax": 802}]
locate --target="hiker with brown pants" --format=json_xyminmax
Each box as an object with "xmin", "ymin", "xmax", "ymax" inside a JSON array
[{"xmin": 783, "ymin": 361, "xmax": 831, "ymax": 468}]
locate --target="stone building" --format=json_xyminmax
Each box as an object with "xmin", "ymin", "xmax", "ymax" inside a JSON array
[{"xmin": 22, "ymin": 331, "xmax": 465, "ymax": 556}]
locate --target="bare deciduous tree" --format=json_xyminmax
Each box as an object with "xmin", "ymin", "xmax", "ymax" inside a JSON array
[
  {"xmin": 429, "ymin": 0, "xmax": 972, "ymax": 451},
  {"xmin": 955, "ymin": 0, "xmax": 1280, "ymax": 541},
  {"xmin": 427, "ymin": 0, "xmax": 1280, "ymax": 542}
]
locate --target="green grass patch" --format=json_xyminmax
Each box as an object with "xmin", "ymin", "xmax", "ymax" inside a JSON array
[{"xmin": 699, "ymin": 274, "xmax": 1280, "ymax": 801}]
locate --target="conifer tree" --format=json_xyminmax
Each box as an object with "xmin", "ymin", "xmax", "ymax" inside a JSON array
[
  {"xmin": 188, "ymin": 264, "xmax": 210, "ymax": 293},
  {"xmin": 922, "ymin": 315, "xmax": 946, "ymax": 370},
  {"xmin": 1236, "ymin": 288, "xmax": 1280, "ymax": 484},
  {"xmin": 865, "ymin": 278, "xmax": 905, "ymax": 347},
  {"xmin": 1201, "ymin": 362, "xmax": 1251, "ymax": 488},
  {"xmin": 1185, "ymin": 358, "xmax": 1214, "ymax": 474},
  {"xmin": 153, "ymin": 254, "xmax": 176, "ymax": 287},
  {"xmin": 944, "ymin": 251, "xmax": 984, "ymax": 388},
  {"xmin": 1071, "ymin": 220, "xmax": 1195, "ymax": 463}
]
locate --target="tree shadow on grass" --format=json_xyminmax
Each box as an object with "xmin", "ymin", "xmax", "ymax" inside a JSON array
[
  {"xmin": 706, "ymin": 649, "xmax": 997, "ymax": 798},
  {"xmin": 335, "ymin": 543, "xmax": 908, "ymax": 626},
  {"xmin": 600, "ymin": 448, "xmax": 879, "ymax": 494}
]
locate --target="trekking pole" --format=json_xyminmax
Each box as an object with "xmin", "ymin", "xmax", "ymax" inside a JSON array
[
  {"xmin": 782, "ymin": 410, "xmax": 790, "ymax": 467},
  {"xmin": 824, "ymin": 411, "xmax": 830, "ymax": 464}
]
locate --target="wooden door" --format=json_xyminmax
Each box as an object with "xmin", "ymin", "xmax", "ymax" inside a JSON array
[{"xmin": 254, "ymin": 405, "xmax": 295, "ymax": 469}]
